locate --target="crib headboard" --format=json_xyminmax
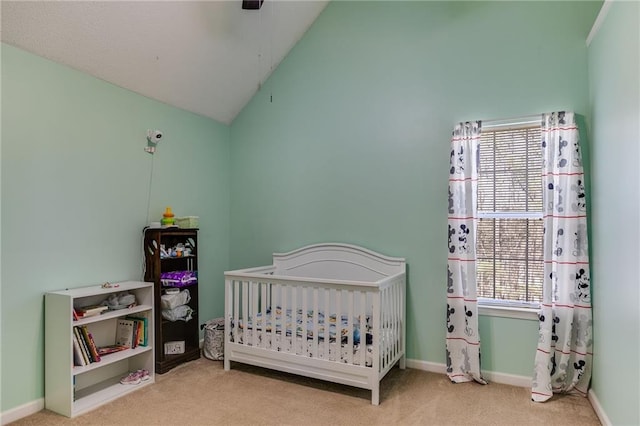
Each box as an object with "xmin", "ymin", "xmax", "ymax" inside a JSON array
[{"xmin": 272, "ymin": 243, "xmax": 405, "ymax": 282}]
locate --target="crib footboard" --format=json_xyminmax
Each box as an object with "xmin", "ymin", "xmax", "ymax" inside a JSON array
[{"xmin": 224, "ymin": 270, "xmax": 405, "ymax": 405}]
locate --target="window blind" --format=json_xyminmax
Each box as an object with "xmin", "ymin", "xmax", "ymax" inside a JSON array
[
  {"xmin": 478, "ymin": 127, "xmax": 542, "ymax": 213},
  {"xmin": 476, "ymin": 125, "xmax": 544, "ymax": 303}
]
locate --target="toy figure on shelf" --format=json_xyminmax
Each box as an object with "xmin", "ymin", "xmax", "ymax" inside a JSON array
[{"xmin": 161, "ymin": 206, "xmax": 175, "ymax": 227}]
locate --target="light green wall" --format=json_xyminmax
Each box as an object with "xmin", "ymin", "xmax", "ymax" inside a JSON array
[
  {"xmin": 1, "ymin": 0, "xmax": 613, "ymax": 416},
  {"xmin": 587, "ymin": 2, "xmax": 640, "ymax": 425},
  {"xmin": 1, "ymin": 44, "xmax": 230, "ymax": 411},
  {"xmin": 230, "ymin": 1, "xmax": 600, "ymax": 375}
]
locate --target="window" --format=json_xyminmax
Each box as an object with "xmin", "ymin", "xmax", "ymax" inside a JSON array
[{"xmin": 476, "ymin": 123, "xmax": 543, "ymax": 308}]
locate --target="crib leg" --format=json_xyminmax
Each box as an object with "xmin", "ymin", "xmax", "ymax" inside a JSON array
[
  {"xmin": 224, "ymin": 357, "xmax": 230, "ymax": 371},
  {"xmin": 399, "ymin": 354, "xmax": 406, "ymax": 370},
  {"xmin": 371, "ymin": 384, "xmax": 380, "ymax": 406}
]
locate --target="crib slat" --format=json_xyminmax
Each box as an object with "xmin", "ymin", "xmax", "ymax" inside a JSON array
[
  {"xmin": 242, "ymin": 281, "xmax": 248, "ymax": 346},
  {"xmin": 347, "ymin": 290, "xmax": 353, "ymax": 365},
  {"xmin": 390, "ymin": 280, "xmax": 395, "ymax": 363},
  {"xmin": 224, "ymin": 279, "xmax": 232, "ymax": 370},
  {"xmin": 359, "ymin": 290, "xmax": 366, "ymax": 367},
  {"xmin": 323, "ymin": 288, "xmax": 330, "ymax": 361},
  {"xmin": 398, "ymin": 279, "xmax": 407, "ymax": 369},
  {"xmin": 380, "ymin": 287, "xmax": 386, "ymax": 369},
  {"xmin": 393, "ymin": 281, "xmax": 399, "ymax": 361},
  {"xmin": 387, "ymin": 284, "xmax": 392, "ymax": 363},
  {"xmin": 291, "ymin": 286, "xmax": 297, "ymax": 354},
  {"xmin": 260, "ymin": 282, "xmax": 267, "ymax": 349},
  {"xmin": 380, "ymin": 288, "xmax": 389, "ymax": 368},
  {"xmin": 233, "ymin": 281, "xmax": 240, "ymax": 345},
  {"xmin": 312, "ymin": 287, "xmax": 319, "ymax": 359},
  {"xmin": 281, "ymin": 285, "xmax": 288, "ymax": 353},
  {"xmin": 372, "ymin": 292, "xmax": 380, "ymax": 374},
  {"xmin": 302, "ymin": 286, "xmax": 308, "ymax": 357},
  {"xmin": 252, "ymin": 281, "xmax": 259, "ymax": 347},
  {"xmin": 391, "ymin": 286, "xmax": 396, "ymax": 365},
  {"xmin": 389, "ymin": 285, "xmax": 395, "ymax": 363},
  {"xmin": 390, "ymin": 286, "xmax": 394, "ymax": 367},
  {"xmin": 335, "ymin": 289, "xmax": 342, "ymax": 363},
  {"xmin": 271, "ymin": 284, "xmax": 279, "ymax": 351}
]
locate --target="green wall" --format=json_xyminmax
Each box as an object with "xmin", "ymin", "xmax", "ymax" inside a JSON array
[
  {"xmin": 587, "ymin": 1, "xmax": 640, "ymax": 424},
  {"xmin": 230, "ymin": 1, "xmax": 600, "ymax": 375},
  {"xmin": 1, "ymin": 44, "xmax": 230, "ymax": 411}
]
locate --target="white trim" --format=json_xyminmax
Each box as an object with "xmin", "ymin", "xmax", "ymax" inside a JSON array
[
  {"xmin": 406, "ymin": 359, "xmax": 532, "ymax": 388},
  {"xmin": 1, "ymin": 398, "xmax": 44, "ymax": 425},
  {"xmin": 586, "ymin": 0, "xmax": 613, "ymax": 47},
  {"xmin": 481, "ymin": 370, "xmax": 531, "ymax": 388},
  {"xmin": 405, "ymin": 359, "xmax": 448, "ymax": 375},
  {"xmin": 478, "ymin": 304, "xmax": 539, "ymax": 321},
  {"xmin": 588, "ymin": 389, "xmax": 612, "ymax": 426}
]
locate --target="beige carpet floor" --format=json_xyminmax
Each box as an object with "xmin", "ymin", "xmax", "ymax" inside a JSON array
[{"xmin": 12, "ymin": 357, "xmax": 600, "ymax": 425}]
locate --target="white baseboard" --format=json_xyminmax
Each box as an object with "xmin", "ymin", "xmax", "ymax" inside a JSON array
[
  {"xmin": 406, "ymin": 358, "xmax": 531, "ymax": 388},
  {"xmin": 405, "ymin": 358, "xmax": 448, "ymax": 375},
  {"xmin": 588, "ymin": 389, "xmax": 612, "ymax": 426},
  {"xmin": 1, "ymin": 398, "xmax": 44, "ymax": 426},
  {"xmin": 481, "ymin": 370, "xmax": 532, "ymax": 388}
]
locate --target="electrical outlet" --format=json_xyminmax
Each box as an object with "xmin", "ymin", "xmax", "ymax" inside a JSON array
[{"xmin": 164, "ymin": 341, "xmax": 185, "ymax": 355}]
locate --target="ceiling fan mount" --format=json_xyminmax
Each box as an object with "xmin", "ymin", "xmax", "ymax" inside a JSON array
[{"xmin": 242, "ymin": 0, "xmax": 264, "ymax": 10}]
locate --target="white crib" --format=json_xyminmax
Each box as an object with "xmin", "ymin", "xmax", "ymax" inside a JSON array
[{"xmin": 224, "ymin": 243, "xmax": 406, "ymax": 405}]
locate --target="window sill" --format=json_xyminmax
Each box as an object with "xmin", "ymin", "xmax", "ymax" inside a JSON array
[{"xmin": 478, "ymin": 304, "xmax": 539, "ymax": 321}]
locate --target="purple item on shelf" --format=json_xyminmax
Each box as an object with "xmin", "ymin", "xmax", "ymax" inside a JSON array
[{"xmin": 160, "ymin": 270, "xmax": 198, "ymax": 288}]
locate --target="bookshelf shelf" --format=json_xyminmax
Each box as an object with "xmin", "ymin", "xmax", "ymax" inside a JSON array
[
  {"xmin": 72, "ymin": 345, "xmax": 153, "ymax": 375},
  {"xmin": 73, "ymin": 375, "xmax": 153, "ymax": 417},
  {"xmin": 45, "ymin": 281, "xmax": 155, "ymax": 418},
  {"xmin": 74, "ymin": 304, "xmax": 153, "ymax": 326}
]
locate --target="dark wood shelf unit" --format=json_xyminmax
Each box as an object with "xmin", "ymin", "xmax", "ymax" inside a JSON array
[{"xmin": 143, "ymin": 227, "xmax": 200, "ymax": 374}]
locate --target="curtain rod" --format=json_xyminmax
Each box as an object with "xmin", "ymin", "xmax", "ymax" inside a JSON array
[{"xmin": 480, "ymin": 113, "xmax": 541, "ymax": 129}]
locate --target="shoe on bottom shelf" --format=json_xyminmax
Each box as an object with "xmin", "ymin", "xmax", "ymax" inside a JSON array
[
  {"xmin": 137, "ymin": 369, "xmax": 150, "ymax": 382},
  {"xmin": 120, "ymin": 369, "xmax": 151, "ymax": 385}
]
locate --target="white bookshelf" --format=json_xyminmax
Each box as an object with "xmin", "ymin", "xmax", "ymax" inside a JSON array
[{"xmin": 45, "ymin": 281, "xmax": 155, "ymax": 417}]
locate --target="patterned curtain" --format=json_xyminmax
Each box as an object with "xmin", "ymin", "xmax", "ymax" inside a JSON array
[
  {"xmin": 446, "ymin": 121, "xmax": 486, "ymax": 384},
  {"xmin": 532, "ymin": 112, "xmax": 593, "ymax": 401}
]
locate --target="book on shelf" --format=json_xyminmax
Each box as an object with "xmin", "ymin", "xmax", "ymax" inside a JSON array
[
  {"xmin": 74, "ymin": 325, "xmax": 100, "ymax": 363},
  {"xmin": 135, "ymin": 321, "xmax": 142, "ymax": 348},
  {"xmin": 76, "ymin": 304, "xmax": 109, "ymax": 318},
  {"xmin": 115, "ymin": 319, "xmax": 135, "ymax": 348},
  {"xmin": 96, "ymin": 344, "xmax": 129, "ymax": 356},
  {"xmin": 80, "ymin": 325, "xmax": 101, "ymax": 363},
  {"xmin": 73, "ymin": 326, "xmax": 91, "ymax": 365},
  {"xmin": 72, "ymin": 332, "xmax": 87, "ymax": 366},
  {"xmin": 126, "ymin": 315, "xmax": 149, "ymax": 347}
]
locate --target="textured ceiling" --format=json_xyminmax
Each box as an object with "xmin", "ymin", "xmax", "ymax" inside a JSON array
[{"xmin": 1, "ymin": 1, "xmax": 328, "ymax": 124}]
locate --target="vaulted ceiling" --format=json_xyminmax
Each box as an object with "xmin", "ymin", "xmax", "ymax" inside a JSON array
[{"xmin": 2, "ymin": 1, "xmax": 329, "ymax": 124}]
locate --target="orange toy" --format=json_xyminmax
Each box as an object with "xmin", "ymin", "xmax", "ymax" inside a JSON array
[{"xmin": 161, "ymin": 206, "xmax": 175, "ymax": 226}]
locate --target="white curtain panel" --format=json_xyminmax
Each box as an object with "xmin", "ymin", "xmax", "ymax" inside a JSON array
[
  {"xmin": 532, "ymin": 112, "xmax": 593, "ymax": 401},
  {"xmin": 446, "ymin": 121, "xmax": 486, "ymax": 384}
]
